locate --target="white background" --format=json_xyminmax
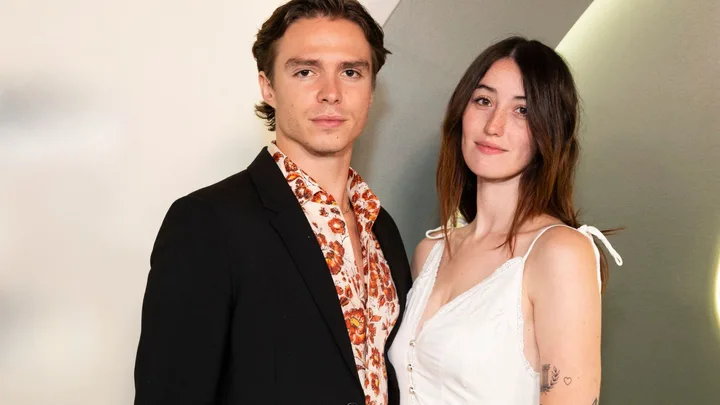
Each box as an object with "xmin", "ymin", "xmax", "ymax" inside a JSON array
[{"xmin": 0, "ymin": 1, "xmax": 397, "ymax": 403}]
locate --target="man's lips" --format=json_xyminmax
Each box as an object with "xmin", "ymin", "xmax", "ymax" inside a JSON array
[{"xmin": 311, "ymin": 115, "xmax": 347, "ymax": 128}]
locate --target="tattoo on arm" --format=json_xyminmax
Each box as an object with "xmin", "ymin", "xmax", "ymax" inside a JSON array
[{"xmin": 540, "ymin": 364, "xmax": 560, "ymax": 394}]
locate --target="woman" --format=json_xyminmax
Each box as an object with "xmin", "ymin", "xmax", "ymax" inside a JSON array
[{"xmin": 388, "ymin": 37, "xmax": 622, "ymax": 404}]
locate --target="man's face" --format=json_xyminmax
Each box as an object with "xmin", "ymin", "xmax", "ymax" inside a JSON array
[{"xmin": 259, "ymin": 17, "xmax": 374, "ymax": 157}]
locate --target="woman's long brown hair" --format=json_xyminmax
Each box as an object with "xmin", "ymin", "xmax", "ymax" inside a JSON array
[{"xmin": 436, "ymin": 36, "xmax": 612, "ymax": 292}]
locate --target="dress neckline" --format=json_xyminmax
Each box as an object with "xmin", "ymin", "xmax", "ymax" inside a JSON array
[{"xmin": 412, "ymin": 239, "xmax": 522, "ymax": 339}]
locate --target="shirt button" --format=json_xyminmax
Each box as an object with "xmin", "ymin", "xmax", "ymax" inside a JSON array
[
  {"xmin": 409, "ymin": 386, "xmax": 416, "ymax": 395},
  {"xmin": 407, "ymin": 364, "xmax": 413, "ymax": 372},
  {"xmin": 409, "ymin": 339, "xmax": 417, "ymax": 347}
]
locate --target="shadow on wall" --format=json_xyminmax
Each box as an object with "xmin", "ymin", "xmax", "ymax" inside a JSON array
[
  {"xmin": 352, "ymin": 71, "xmax": 443, "ymax": 252},
  {"xmin": 354, "ymin": 78, "xmax": 391, "ymax": 172}
]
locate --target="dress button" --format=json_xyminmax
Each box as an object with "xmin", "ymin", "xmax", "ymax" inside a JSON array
[
  {"xmin": 407, "ymin": 364, "xmax": 413, "ymax": 372},
  {"xmin": 409, "ymin": 386, "xmax": 416, "ymax": 395},
  {"xmin": 409, "ymin": 339, "xmax": 417, "ymax": 347}
]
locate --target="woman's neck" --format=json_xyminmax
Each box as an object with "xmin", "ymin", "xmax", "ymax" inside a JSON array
[{"xmin": 469, "ymin": 175, "xmax": 522, "ymax": 239}]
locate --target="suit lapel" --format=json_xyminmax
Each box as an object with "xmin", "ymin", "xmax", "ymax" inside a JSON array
[
  {"xmin": 373, "ymin": 208, "xmax": 412, "ymax": 350},
  {"xmin": 248, "ymin": 149, "xmax": 360, "ymax": 383}
]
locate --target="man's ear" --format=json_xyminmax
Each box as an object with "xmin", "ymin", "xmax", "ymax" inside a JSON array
[{"xmin": 258, "ymin": 72, "xmax": 276, "ymax": 108}]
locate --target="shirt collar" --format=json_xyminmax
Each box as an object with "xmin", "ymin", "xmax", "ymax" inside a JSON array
[{"xmin": 268, "ymin": 141, "xmax": 382, "ymax": 229}]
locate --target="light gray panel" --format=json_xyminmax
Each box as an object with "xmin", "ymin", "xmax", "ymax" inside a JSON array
[
  {"xmin": 560, "ymin": 0, "xmax": 720, "ymax": 403},
  {"xmin": 353, "ymin": 0, "xmax": 594, "ymax": 254}
]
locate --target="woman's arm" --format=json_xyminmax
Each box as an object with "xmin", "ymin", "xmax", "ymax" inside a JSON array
[
  {"xmin": 410, "ymin": 237, "xmax": 438, "ymax": 281},
  {"xmin": 526, "ymin": 227, "xmax": 602, "ymax": 405}
]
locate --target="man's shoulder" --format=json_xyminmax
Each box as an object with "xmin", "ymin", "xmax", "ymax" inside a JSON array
[
  {"xmin": 381, "ymin": 201, "xmax": 411, "ymax": 228},
  {"xmin": 168, "ymin": 169, "xmax": 262, "ymax": 222},
  {"xmin": 187, "ymin": 169, "xmax": 253, "ymax": 204},
  {"xmin": 185, "ymin": 147, "xmax": 274, "ymax": 207},
  {"xmin": 375, "ymin": 206, "xmax": 406, "ymax": 251},
  {"xmin": 377, "ymin": 206, "xmax": 398, "ymax": 229}
]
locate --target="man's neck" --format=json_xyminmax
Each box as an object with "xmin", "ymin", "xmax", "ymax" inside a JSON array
[{"xmin": 274, "ymin": 137, "xmax": 353, "ymax": 207}]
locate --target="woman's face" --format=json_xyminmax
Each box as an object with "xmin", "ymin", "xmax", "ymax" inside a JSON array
[{"xmin": 461, "ymin": 57, "xmax": 535, "ymax": 182}]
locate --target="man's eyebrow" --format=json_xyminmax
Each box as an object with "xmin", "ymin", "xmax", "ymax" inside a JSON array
[
  {"xmin": 284, "ymin": 58, "xmax": 371, "ymax": 71},
  {"xmin": 339, "ymin": 60, "xmax": 371, "ymax": 70},
  {"xmin": 476, "ymin": 83, "xmax": 525, "ymax": 100},
  {"xmin": 285, "ymin": 58, "xmax": 321, "ymax": 68}
]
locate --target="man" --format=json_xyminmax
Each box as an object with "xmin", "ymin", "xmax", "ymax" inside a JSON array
[{"xmin": 134, "ymin": 1, "xmax": 412, "ymax": 404}]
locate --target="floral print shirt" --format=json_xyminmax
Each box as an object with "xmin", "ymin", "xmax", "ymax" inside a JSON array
[{"xmin": 268, "ymin": 143, "xmax": 399, "ymax": 405}]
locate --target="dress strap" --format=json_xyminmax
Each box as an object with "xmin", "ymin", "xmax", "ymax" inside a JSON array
[
  {"xmin": 522, "ymin": 224, "xmax": 570, "ymax": 260},
  {"xmin": 425, "ymin": 225, "xmax": 444, "ymax": 240},
  {"xmin": 425, "ymin": 216, "xmax": 470, "ymax": 240},
  {"xmin": 578, "ymin": 225, "xmax": 624, "ymax": 266},
  {"xmin": 428, "ymin": 222, "xmax": 623, "ymax": 267},
  {"xmin": 522, "ymin": 224, "xmax": 623, "ymax": 293},
  {"xmin": 522, "ymin": 224, "xmax": 623, "ymax": 265}
]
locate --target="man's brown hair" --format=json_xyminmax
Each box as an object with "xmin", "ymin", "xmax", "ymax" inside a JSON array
[{"xmin": 252, "ymin": 0, "xmax": 390, "ymax": 131}]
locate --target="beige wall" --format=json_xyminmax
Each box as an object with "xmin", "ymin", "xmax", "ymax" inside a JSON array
[
  {"xmin": 558, "ymin": 0, "xmax": 720, "ymax": 402},
  {"xmin": 0, "ymin": 1, "xmax": 287, "ymax": 404},
  {"xmin": 0, "ymin": 1, "xmax": 400, "ymax": 403}
]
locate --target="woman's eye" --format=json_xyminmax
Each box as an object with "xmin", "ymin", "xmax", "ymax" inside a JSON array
[
  {"xmin": 516, "ymin": 106, "xmax": 528, "ymax": 116},
  {"xmin": 475, "ymin": 97, "xmax": 491, "ymax": 106}
]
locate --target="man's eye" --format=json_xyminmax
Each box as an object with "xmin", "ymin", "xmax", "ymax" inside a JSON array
[
  {"xmin": 343, "ymin": 70, "xmax": 361, "ymax": 78},
  {"xmin": 295, "ymin": 70, "xmax": 312, "ymax": 77}
]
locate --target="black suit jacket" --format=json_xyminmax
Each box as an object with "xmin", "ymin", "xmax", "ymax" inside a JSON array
[{"xmin": 135, "ymin": 148, "xmax": 412, "ymax": 405}]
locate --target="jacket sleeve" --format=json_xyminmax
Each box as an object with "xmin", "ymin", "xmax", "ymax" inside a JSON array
[{"xmin": 134, "ymin": 195, "xmax": 233, "ymax": 405}]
